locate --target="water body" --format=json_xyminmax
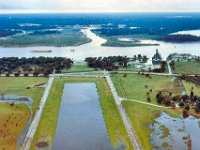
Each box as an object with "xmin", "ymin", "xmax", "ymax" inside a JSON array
[
  {"xmin": 0, "ymin": 94, "xmax": 33, "ymax": 149},
  {"xmin": 171, "ymin": 29, "xmax": 200, "ymax": 37},
  {"xmin": 52, "ymin": 83, "xmax": 112, "ymax": 150},
  {"xmin": 0, "ymin": 28, "xmax": 200, "ymax": 60},
  {"xmin": 150, "ymin": 112, "xmax": 200, "ymax": 150}
]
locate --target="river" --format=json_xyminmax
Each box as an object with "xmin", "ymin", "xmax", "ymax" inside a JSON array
[{"xmin": 0, "ymin": 28, "xmax": 200, "ymax": 60}]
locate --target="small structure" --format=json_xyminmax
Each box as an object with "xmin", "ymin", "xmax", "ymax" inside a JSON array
[{"xmin": 152, "ymin": 49, "xmax": 162, "ymax": 65}]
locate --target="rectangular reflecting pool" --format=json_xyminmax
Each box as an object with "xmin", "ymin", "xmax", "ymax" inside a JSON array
[{"xmin": 52, "ymin": 83, "xmax": 112, "ymax": 150}]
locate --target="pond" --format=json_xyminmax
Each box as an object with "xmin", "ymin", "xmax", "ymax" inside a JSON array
[
  {"xmin": 0, "ymin": 94, "xmax": 33, "ymax": 149},
  {"xmin": 150, "ymin": 112, "xmax": 200, "ymax": 150},
  {"xmin": 52, "ymin": 83, "xmax": 113, "ymax": 150}
]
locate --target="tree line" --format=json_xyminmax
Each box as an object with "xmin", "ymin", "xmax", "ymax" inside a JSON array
[
  {"xmin": 85, "ymin": 55, "xmax": 148, "ymax": 71},
  {"xmin": 0, "ymin": 57, "xmax": 73, "ymax": 75}
]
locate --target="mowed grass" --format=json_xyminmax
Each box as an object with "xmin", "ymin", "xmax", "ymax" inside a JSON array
[
  {"xmin": 31, "ymin": 77, "xmax": 133, "ymax": 150},
  {"xmin": 122, "ymin": 101, "xmax": 181, "ymax": 150},
  {"xmin": 0, "ymin": 77, "xmax": 48, "ymax": 116},
  {"xmin": 173, "ymin": 61, "xmax": 200, "ymax": 74},
  {"xmin": 0, "ymin": 77, "xmax": 48, "ymax": 88},
  {"xmin": 0, "ymin": 103, "xmax": 30, "ymax": 150},
  {"xmin": 62, "ymin": 64, "xmax": 95, "ymax": 73},
  {"xmin": 111, "ymin": 73, "xmax": 182, "ymax": 103}
]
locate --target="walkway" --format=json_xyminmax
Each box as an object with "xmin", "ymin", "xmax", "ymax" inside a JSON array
[
  {"xmin": 105, "ymin": 71, "xmax": 142, "ymax": 150},
  {"xmin": 120, "ymin": 97, "xmax": 170, "ymax": 109},
  {"xmin": 20, "ymin": 76, "xmax": 54, "ymax": 150},
  {"xmin": 167, "ymin": 61, "xmax": 173, "ymax": 75}
]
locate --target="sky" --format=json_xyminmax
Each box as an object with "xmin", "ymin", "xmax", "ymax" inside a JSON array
[{"xmin": 0, "ymin": 0, "xmax": 199, "ymax": 13}]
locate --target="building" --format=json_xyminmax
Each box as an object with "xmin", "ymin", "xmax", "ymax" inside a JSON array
[{"xmin": 152, "ymin": 49, "xmax": 162, "ymax": 65}]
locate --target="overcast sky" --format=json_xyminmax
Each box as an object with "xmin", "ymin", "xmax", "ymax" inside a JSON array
[{"xmin": 0, "ymin": 0, "xmax": 199, "ymax": 13}]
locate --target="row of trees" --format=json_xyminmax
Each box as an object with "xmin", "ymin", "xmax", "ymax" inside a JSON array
[
  {"xmin": 163, "ymin": 34, "xmax": 200, "ymax": 43},
  {"xmin": 85, "ymin": 56, "xmax": 130, "ymax": 71},
  {"xmin": 0, "ymin": 57, "xmax": 73, "ymax": 74},
  {"xmin": 181, "ymin": 75, "xmax": 200, "ymax": 87},
  {"xmin": 155, "ymin": 88, "xmax": 200, "ymax": 116},
  {"xmin": 85, "ymin": 55, "xmax": 148, "ymax": 71}
]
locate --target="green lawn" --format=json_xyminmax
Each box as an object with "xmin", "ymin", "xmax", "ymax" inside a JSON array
[
  {"xmin": 31, "ymin": 77, "xmax": 133, "ymax": 150},
  {"xmin": 173, "ymin": 61, "xmax": 200, "ymax": 74},
  {"xmin": 122, "ymin": 101, "xmax": 181, "ymax": 150},
  {"xmin": 0, "ymin": 77, "xmax": 48, "ymax": 88},
  {"xmin": 62, "ymin": 64, "xmax": 95, "ymax": 73},
  {"xmin": 111, "ymin": 73, "xmax": 183, "ymax": 103},
  {"xmin": 0, "ymin": 77, "xmax": 48, "ymax": 116}
]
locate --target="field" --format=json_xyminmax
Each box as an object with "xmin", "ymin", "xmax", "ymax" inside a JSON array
[
  {"xmin": 31, "ymin": 77, "xmax": 133, "ymax": 150},
  {"xmin": 173, "ymin": 61, "xmax": 200, "ymax": 74},
  {"xmin": 111, "ymin": 73, "xmax": 184, "ymax": 149},
  {"xmin": 0, "ymin": 77, "xmax": 48, "ymax": 149},
  {"xmin": 0, "ymin": 103, "xmax": 30, "ymax": 150},
  {"xmin": 0, "ymin": 77, "xmax": 48, "ymax": 116},
  {"xmin": 111, "ymin": 73, "xmax": 183, "ymax": 103},
  {"xmin": 0, "ymin": 29, "xmax": 91, "ymax": 47}
]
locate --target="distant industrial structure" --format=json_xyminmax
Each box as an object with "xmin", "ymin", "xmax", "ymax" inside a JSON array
[{"xmin": 152, "ymin": 49, "xmax": 162, "ymax": 65}]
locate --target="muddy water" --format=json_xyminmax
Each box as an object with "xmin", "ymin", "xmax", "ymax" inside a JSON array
[
  {"xmin": 150, "ymin": 112, "xmax": 200, "ymax": 150},
  {"xmin": 1, "ymin": 28, "xmax": 200, "ymax": 61},
  {"xmin": 52, "ymin": 83, "xmax": 113, "ymax": 150}
]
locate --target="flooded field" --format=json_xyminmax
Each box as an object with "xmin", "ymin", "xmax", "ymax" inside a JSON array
[
  {"xmin": 52, "ymin": 83, "xmax": 112, "ymax": 150},
  {"xmin": 150, "ymin": 112, "xmax": 200, "ymax": 150}
]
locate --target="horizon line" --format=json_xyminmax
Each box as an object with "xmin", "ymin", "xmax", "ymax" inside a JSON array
[{"xmin": 0, "ymin": 11, "xmax": 200, "ymax": 14}]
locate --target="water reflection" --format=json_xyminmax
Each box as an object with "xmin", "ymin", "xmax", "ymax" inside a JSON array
[
  {"xmin": 52, "ymin": 83, "xmax": 113, "ymax": 150},
  {"xmin": 150, "ymin": 112, "xmax": 200, "ymax": 150}
]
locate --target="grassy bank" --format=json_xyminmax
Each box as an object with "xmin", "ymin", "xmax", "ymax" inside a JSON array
[
  {"xmin": 111, "ymin": 73, "xmax": 183, "ymax": 103},
  {"xmin": 173, "ymin": 61, "xmax": 200, "ymax": 74},
  {"xmin": 0, "ymin": 103, "xmax": 30, "ymax": 150},
  {"xmin": 122, "ymin": 101, "xmax": 181, "ymax": 150},
  {"xmin": 31, "ymin": 77, "xmax": 133, "ymax": 150},
  {"xmin": 0, "ymin": 77, "xmax": 48, "ymax": 116}
]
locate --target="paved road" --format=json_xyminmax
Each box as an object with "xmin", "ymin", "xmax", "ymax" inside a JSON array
[
  {"xmin": 167, "ymin": 61, "xmax": 173, "ymax": 75},
  {"xmin": 20, "ymin": 76, "xmax": 54, "ymax": 150},
  {"xmin": 105, "ymin": 71, "xmax": 142, "ymax": 150}
]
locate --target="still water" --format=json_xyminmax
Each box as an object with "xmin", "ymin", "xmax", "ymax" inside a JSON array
[
  {"xmin": 0, "ymin": 28, "xmax": 200, "ymax": 60},
  {"xmin": 52, "ymin": 83, "xmax": 112, "ymax": 150},
  {"xmin": 150, "ymin": 112, "xmax": 200, "ymax": 150}
]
